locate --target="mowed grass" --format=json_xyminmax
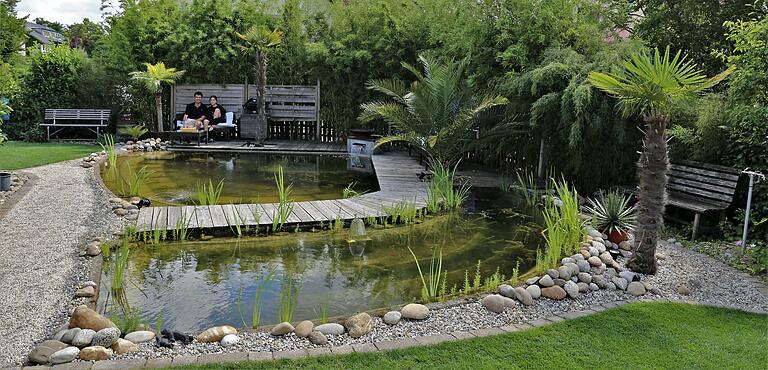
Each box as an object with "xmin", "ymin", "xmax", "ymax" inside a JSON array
[
  {"xmin": 178, "ymin": 302, "xmax": 767, "ymax": 370},
  {"xmin": 0, "ymin": 141, "xmax": 97, "ymax": 170}
]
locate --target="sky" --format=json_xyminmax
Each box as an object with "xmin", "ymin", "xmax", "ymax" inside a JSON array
[{"xmin": 17, "ymin": 0, "xmax": 104, "ymax": 25}]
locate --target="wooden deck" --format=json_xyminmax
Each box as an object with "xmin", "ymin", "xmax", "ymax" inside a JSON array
[
  {"xmin": 167, "ymin": 139, "xmax": 345, "ymax": 154},
  {"xmin": 134, "ymin": 151, "xmax": 428, "ymax": 231}
]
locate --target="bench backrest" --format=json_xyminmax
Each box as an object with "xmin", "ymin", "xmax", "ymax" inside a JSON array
[
  {"xmin": 668, "ymin": 160, "xmax": 741, "ymax": 208},
  {"xmin": 44, "ymin": 109, "xmax": 110, "ymax": 122}
]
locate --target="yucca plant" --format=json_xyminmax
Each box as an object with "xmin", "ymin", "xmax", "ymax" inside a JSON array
[
  {"xmin": 587, "ymin": 191, "xmax": 637, "ymax": 243},
  {"xmin": 129, "ymin": 62, "xmax": 185, "ymax": 132},
  {"xmin": 589, "ymin": 46, "xmax": 733, "ymax": 273}
]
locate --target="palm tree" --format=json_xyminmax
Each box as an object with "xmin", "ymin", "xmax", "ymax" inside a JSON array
[
  {"xmin": 129, "ymin": 62, "xmax": 185, "ymax": 133},
  {"xmin": 359, "ymin": 54, "xmax": 508, "ymax": 167},
  {"xmin": 235, "ymin": 26, "xmax": 283, "ymax": 138},
  {"xmin": 588, "ymin": 47, "xmax": 733, "ymax": 274}
]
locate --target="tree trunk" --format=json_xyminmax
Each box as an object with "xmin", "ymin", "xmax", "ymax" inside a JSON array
[
  {"xmin": 155, "ymin": 92, "xmax": 163, "ymax": 133},
  {"xmin": 627, "ymin": 114, "xmax": 669, "ymax": 274},
  {"xmin": 256, "ymin": 51, "xmax": 268, "ymax": 142}
]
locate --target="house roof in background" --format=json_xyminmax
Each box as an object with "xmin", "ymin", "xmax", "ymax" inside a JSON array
[{"xmin": 25, "ymin": 22, "xmax": 66, "ymax": 45}]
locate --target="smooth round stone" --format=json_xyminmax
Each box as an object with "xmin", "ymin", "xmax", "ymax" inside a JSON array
[
  {"xmin": 481, "ymin": 294, "xmax": 507, "ymax": 313},
  {"xmin": 92, "ymin": 328, "xmax": 120, "ymax": 348},
  {"xmin": 546, "ymin": 269, "xmax": 559, "ymax": 279},
  {"xmin": 50, "ymin": 346, "xmax": 80, "ymax": 364},
  {"xmin": 79, "ymin": 346, "xmax": 112, "ymax": 361},
  {"xmin": 526, "ymin": 284, "xmax": 541, "ymax": 299},
  {"xmin": 588, "ymin": 256, "xmax": 602, "ymax": 267},
  {"xmin": 600, "ymin": 253, "xmax": 614, "ymax": 265},
  {"xmin": 619, "ymin": 270, "xmax": 639, "ymax": 282},
  {"xmin": 554, "ymin": 278, "xmax": 566, "ymax": 287},
  {"xmin": 69, "ymin": 306, "xmax": 115, "ymax": 332},
  {"xmin": 607, "ymin": 282, "xmax": 617, "ymax": 290},
  {"xmin": 589, "ymin": 282, "xmax": 599, "ymax": 291},
  {"xmin": 124, "ymin": 330, "xmax": 155, "ymax": 344},
  {"xmin": 561, "ymin": 257, "xmax": 575, "ymax": 265},
  {"xmin": 525, "ymin": 276, "xmax": 540, "ymax": 285},
  {"xmin": 577, "ymin": 260, "xmax": 590, "ymax": 272},
  {"xmin": 514, "ymin": 287, "xmax": 534, "ymax": 306},
  {"xmin": 541, "ymin": 286, "xmax": 567, "ymax": 300},
  {"xmin": 71, "ymin": 329, "xmax": 96, "ymax": 348},
  {"xmin": 588, "ymin": 229, "xmax": 602, "ymax": 238},
  {"xmin": 294, "ymin": 320, "xmax": 314, "ymax": 338},
  {"xmin": 498, "ymin": 284, "xmax": 515, "ymax": 298},
  {"xmin": 571, "ymin": 253, "xmax": 585, "ymax": 261},
  {"xmin": 308, "ymin": 331, "xmax": 328, "ymax": 345},
  {"xmin": 270, "ymin": 322, "xmax": 295, "ymax": 336},
  {"xmin": 612, "ymin": 277, "xmax": 628, "ymax": 291},
  {"xmin": 619, "ymin": 241, "xmax": 632, "ymax": 251},
  {"xmin": 383, "ymin": 311, "xmax": 402, "ymax": 325},
  {"xmin": 538, "ymin": 275, "xmax": 554, "ymax": 287},
  {"xmin": 315, "ymin": 323, "xmax": 345, "ymax": 336},
  {"xmin": 74, "ymin": 286, "xmax": 95, "ymax": 298},
  {"xmin": 195, "ymin": 325, "xmax": 237, "ymax": 342},
  {"xmin": 401, "ymin": 303, "xmax": 430, "ymax": 320},
  {"xmin": 588, "ymin": 247, "xmax": 599, "ymax": 256},
  {"xmin": 580, "ymin": 250, "xmax": 591, "ymax": 259},
  {"xmin": 564, "ymin": 281, "xmax": 579, "ymax": 298},
  {"xmin": 565, "ymin": 262, "xmax": 579, "ymax": 276},
  {"xmin": 52, "ymin": 329, "xmax": 67, "ymax": 342},
  {"xmin": 557, "ymin": 266, "xmax": 571, "ymax": 280},
  {"xmin": 627, "ymin": 281, "xmax": 647, "ymax": 296},
  {"xmin": 60, "ymin": 328, "xmax": 81, "ymax": 344},
  {"xmin": 220, "ymin": 334, "xmax": 240, "ymax": 347},
  {"xmin": 110, "ymin": 338, "xmax": 138, "ymax": 355},
  {"xmin": 577, "ymin": 272, "xmax": 592, "ymax": 284},
  {"xmin": 591, "ymin": 241, "xmax": 606, "ymax": 253},
  {"xmin": 577, "ymin": 282, "xmax": 590, "ymax": 293}
]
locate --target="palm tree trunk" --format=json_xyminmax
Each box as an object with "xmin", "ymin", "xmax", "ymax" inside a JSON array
[
  {"xmin": 155, "ymin": 92, "xmax": 163, "ymax": 133},
  {"xmin": 628, "ymin": 114, "xmax": 668, "ymax": 274}
]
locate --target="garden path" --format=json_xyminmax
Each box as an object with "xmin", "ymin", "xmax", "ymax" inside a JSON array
[{"xmin": 0, "ymin": 160, "xmax": 122, "ymax": 367}]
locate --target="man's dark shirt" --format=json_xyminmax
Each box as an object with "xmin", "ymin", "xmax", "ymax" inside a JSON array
[{"xmin": 185, "ymin": 102, "xmax": 207, "ymax": 119}]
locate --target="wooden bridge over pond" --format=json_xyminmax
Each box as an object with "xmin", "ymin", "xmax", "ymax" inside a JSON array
[{"xmin": 134, "ymin": 151, "xmax": 430, "ymax": 231}]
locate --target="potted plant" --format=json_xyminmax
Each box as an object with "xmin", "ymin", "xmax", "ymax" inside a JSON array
[{"xmin": 587, "ymin": 190, "xmax": 637, "ymax": 243}]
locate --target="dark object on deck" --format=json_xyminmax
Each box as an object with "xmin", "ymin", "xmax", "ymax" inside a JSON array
[
  {"xmin": 155, "ymin": 336, "xmax": 174, "ymax": 348},
  {"xmin": 665, "ymin": 161, "xmax": 741, "ymax": 240},
  {"xmin": 161, "ymin": 329, "xmax": 193, "ymax": 345},
  {"xmin": 417, "ymin": 171, "xmax": 433, "ymax": 182},
  {"xmin": 138, "ymin": 198, "xmax": 151, "ymax": 208},
  {"xmin": 0, "ymin": 172, "xmax": 10, "ymax": 192},
  {"xmin": 242, "ymin": 97, "xmax": 259, "ymax": 113}
]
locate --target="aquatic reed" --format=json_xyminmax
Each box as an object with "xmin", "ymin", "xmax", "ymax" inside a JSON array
[
  {"xmin": 314, "ymin": 299, "xmax": 330, "ymax": 324},
  {"xmin": 407, "ymin": 246, "xmax": 443, "ymax": 301},
  {"xmin": 99, "ymin": 134, "xmax": 118, "ymax": 176},
  {"xmin": 111, "ymin": 237, "xmax": 130, "ymax": 290},
  {"xmin": 515, "ymin": 171, "xmax": 538, "ymax": 207},
  {"xmin": 473, "ymin": 260, "xmax": 482, "ymax": 291},
  {"xmin": 271, "ymin": 166, "xmax": 294, "ymax": 232},
  {"xmin": 237, "ymin": 269, "xmax": 275, "ymax": 329},
  {"xmin": 540, "ymin": 179, "xmax": 584, "ymax": 271},
  {"xmin": 277, "ymin": 272, "xmax": 302, "ymax": 323},
  {"xmin": 426, "ymin": 160, "xmax": 470, "ymax": 213},
  {"xmin": 195, "ymin": 179, "xmax": 224, "ymax": 206},
  {"xmin": 119, "ymin": 164, "xmax": 153, "ymax": 197},
  {"xmin": 172, "ymin": 209, "xmax": 192, "ymax": 241},
  {"xmin": 342, "ymin": 182, "xmax": 367, "ymax": 199}
]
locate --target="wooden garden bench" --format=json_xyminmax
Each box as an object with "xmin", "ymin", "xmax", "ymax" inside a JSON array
[
  {"xmin": 665, "ymin": 160, "xmax": 741, "ymax": 240},
  {"xmin": 40, "ymin": 109, "xmax": 110, "ymax": 141}
]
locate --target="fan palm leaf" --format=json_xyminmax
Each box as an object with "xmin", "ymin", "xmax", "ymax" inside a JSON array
[{"xmin": 129, "ymin": 62, "xmax": 185, "ymax": 132}]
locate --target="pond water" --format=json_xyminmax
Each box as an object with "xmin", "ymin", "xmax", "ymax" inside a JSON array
[
  {"xmin": 100, "ymin": 152, "xmax": 379, "ymax": 206},
  {"xmin": 97, "ymin": 189, "xmax": 543, "ymax": 332}
]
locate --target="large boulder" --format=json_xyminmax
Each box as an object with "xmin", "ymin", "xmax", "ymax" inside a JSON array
[
  {"xmin": 481, "ymin": 295, "xmax": 507, "ymax": 313},
  {"xmin": 196, "ymin": 325, "xmax": 237, "ymax": 343},
  {"xmin": 541, "ymin": 286, "xmax": 567, "ymax": 300},
  {"xmin": 79, "ymin": 346, "xmax": 113, "ymax": 361},
  {"xmin": 29, "ymin": 340, "xmax": 68, "ymax": 365},
  {"xmin": 345, "ymin": 313, "xmax": 373, "ymax": 338},
  {"xmin": 401, "ymin": 303, "xmax": 430, "ymax": 320},
  {"xmin": 69, "ymin": 306, "xmax": 115, "ymax": 331}
]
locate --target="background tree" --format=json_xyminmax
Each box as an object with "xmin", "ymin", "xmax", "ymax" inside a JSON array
[
  {"xmin": 235, "ymin": 26, "xmax": 282, "ymax": 134},
  {"xmin": 129, "ymin": 62, "xmax": 185, "ymax": 132},
  {"xmin": 360, "ymin": 54, "xmax": 507, "ymax": 167},
  {"xmin": 0, "ymin": 0, "xmax": 26, "ymax": 62},
  {"xmin": 588, "ymin": 47, "xmax": 733, "ymax": 274},
  {"xmin": 66, "ymin": 18, "xmax": 105, "ymax": 55},
  {"xmin": 32, "ymin": 17, "xmax": 65, "ymax": 33}
]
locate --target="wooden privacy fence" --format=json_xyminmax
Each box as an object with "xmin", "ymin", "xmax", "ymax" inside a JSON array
[{"xmin": 171, "ymin": 81, "xmax": 337, "ymax": 142}]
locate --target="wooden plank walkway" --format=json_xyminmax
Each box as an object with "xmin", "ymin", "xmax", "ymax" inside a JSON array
[
  {"xmin": 168, "ymin": 139, "xmax": 346, "ymax": 154},
  {"xmin": 135, "ymin": 151, "xmax": 428, "ymax": 231}
]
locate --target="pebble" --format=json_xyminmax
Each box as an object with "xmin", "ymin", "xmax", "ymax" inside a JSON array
[
  {"xmin": 577, "ymin": 282, "xmax": 590, "ymax": 293},
  {"xmin": 619, "ymin": 241, "xmax": 632, "ymax": 250},
  {"xmin": 592, "ymin": 275, "xmax": 607, "ymax": 289},
  {"xmin": 588, "ymin": 256, "xmax": 602, "ymax": 267},
  {"xmin": 577, "ymin": 260, "xmax": 590, "ymax": 272},
  {"xmin": 294, "ymin": 321, "xmax": 314, "ymax": 337},
  {"xmin": 619, "ymin": 270, "xmax": 638, "ymax": 283},
  {"xmin": 401, "ymin": 303, "xmax": 430, "ymax": 320},
  {"xmin": 589, "ymin": 283, "xmax": 599, "ymax": 291},
  {"xmin": 220, "ymin": 334, "xmax": 240, "ymax": 348},
  {"xmin": 383, "ymin": 311, "xmax": 402, "ymax": 325},
  {"xmin": 315, "ymin": 323, "xmax": 345, "ymax": 336}
]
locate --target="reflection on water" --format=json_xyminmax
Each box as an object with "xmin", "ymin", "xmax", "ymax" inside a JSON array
[
  {"xmin": 100, "ymin": 152, "xmax": 378, "ymax": 206},
  {"xmin": 98, "ymin": 189, "xmax": 543, "ymax": 331}
]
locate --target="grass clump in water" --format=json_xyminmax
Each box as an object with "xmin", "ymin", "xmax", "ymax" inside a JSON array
[
  {"xmin": 426, "ymin": 161, "xmax": 470, "ymax": 213},
  {"xmin": 195, "ymin": 179, "xmax": 224, "ymax": 206},
  {"xmin": 538, "ymin": 179, "xmax": 584, "ymax": 272},
  {"xmin": 277, "ymin": 272, "xmax": 302, "ymax": 323},
  {"xmin": 408, "ymin": 246, "xmax": 443, "ymax": 302},
  {"xmin": 272, "ymin": 166, "xmax": 294, "ymax": 232},
  {"xmin": 237, "ymin": 269, "xmax": 275, "ymax": 329}
]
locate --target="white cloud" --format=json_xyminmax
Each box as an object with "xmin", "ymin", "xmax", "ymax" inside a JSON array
[{"xmin": 17, "ymin": 0, "xmax": 103, "ymax": 25}]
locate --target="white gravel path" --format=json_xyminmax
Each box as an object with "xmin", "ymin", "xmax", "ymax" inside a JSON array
[{"xmin": 0, "ymin": 160, "xmax": 122, "ymax": 367}]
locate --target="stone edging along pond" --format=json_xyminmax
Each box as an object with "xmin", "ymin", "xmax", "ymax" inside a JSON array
[{"xmin": 16, "ymin": 298, "xmax": 765, "ymax": 370}]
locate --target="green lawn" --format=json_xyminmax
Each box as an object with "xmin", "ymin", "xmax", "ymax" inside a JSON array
[
  {"xmin": 0, "ymin": 141, "xmax": 98, "ymax": 170},
  {"xmin": 179, "ymin": 302, "xmax": 767, "ymax": 369}
]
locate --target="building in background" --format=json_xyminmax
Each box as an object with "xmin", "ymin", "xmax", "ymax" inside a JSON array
[{"xmin": 22, "ymin": 22, "xmax": 65, "ymax": 54}]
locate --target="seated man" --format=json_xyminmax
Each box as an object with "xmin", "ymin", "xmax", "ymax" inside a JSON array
[{"xmin": 182, "ymin": 91, "xmax": 209, "ymax": 130}]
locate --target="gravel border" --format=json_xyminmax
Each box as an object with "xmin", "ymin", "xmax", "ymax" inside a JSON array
[{"xmin": 0, "ymin": 160, "xmax": 124, "ymax": 367}]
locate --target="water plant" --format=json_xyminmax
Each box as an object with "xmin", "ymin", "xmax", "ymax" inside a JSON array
[
  {"xmin": 515, "ymin": 171, "xmax": 538, "ymax": 207},
  {"xmin": 237, "ymin": 270, "xmax": 275, "ymax": 329},
  {"xmin": 463, "ymin": 270, "xmax": 471, "ymax": 293},
  {"xmin": 271, "ymin": 166, "xmax": 294, "ymax": 232},
  {"xmin": 109, "ymin": 307, "xmax": 141, "ymax": 335},
  {"xmin": 111, "ymin": 237, "xmax": 130, "ymax": 291},
  {"xmin": 195, "ymin": 179, "xmax": 224, "ymax": 206},
  {"xmin": 227, "ymin": 206, "xmax": 245, "ymax": 238},
  {"xmin": 332, "ymin": 212, "xmax": 344, "ymax": 231},
  {"xmin": 510, "ymin": 260, "xmax": 521, "ymax": 284},
  {"xmin": 99, "ymin": 134, "xmax": 118, "ymax": 176},
  {"xmin": 342, "ymin": 182, "xmax": 366, "ymax": 199},
  {"xmin": 119, "ymin": 164, "xmax": 153, "ymax": 198},
  {"xmin": 172, "ymin": 209, "xmax": 193, "ymax": 241},
  {"xmin": 484, "ymin": 267, "xmax": 504, "ymax": 290},
  {"xmin": 472, "ymin": 260, "xmax": 482, "ymax": 291},
  {"xmin": 154, "ymin": 312, "xmax": 164, "ymax": 335},
  {"xmin": 540, "ymin": 179, "xmax": 584, "ymax": 271},
  {"xmin": 498, "ymin": 173, "xmax": 512, "ymax": 192},
  {"xmin": 426, "ymin": 160, "xmax": 470, "ymax": 213},
  {"xmin": 314, "ymin": 298, "xmax": 330, "ymax": 324},
  {"xmin": 277, "ymin": 272, "xmax": 302, "ymax": 322},
  {"xmin": 407, "ymin": 246, "xmax": 443, "ymax": 301}
]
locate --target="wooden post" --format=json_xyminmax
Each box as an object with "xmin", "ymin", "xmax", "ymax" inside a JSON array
[
  {"xmin": 315, "ymin": 78, "xmax": 321, "ymax": 143},
  {"xmin": 692, "ymin": 212, "xmax": 701, "ymax": 241}
]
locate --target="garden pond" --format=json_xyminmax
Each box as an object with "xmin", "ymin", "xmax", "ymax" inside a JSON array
[
  {"xmin": 100, "ymin": 152, "xmax": 379, "ymax": 206},
  {"xmin": 97, "ymin": 189, "xmax": 543, "ymax": 332}
]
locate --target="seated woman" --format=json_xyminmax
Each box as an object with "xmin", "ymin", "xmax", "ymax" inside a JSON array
[{"xmin": 207, "ymin": 95, "xmax": 227, "ymax": 128}]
